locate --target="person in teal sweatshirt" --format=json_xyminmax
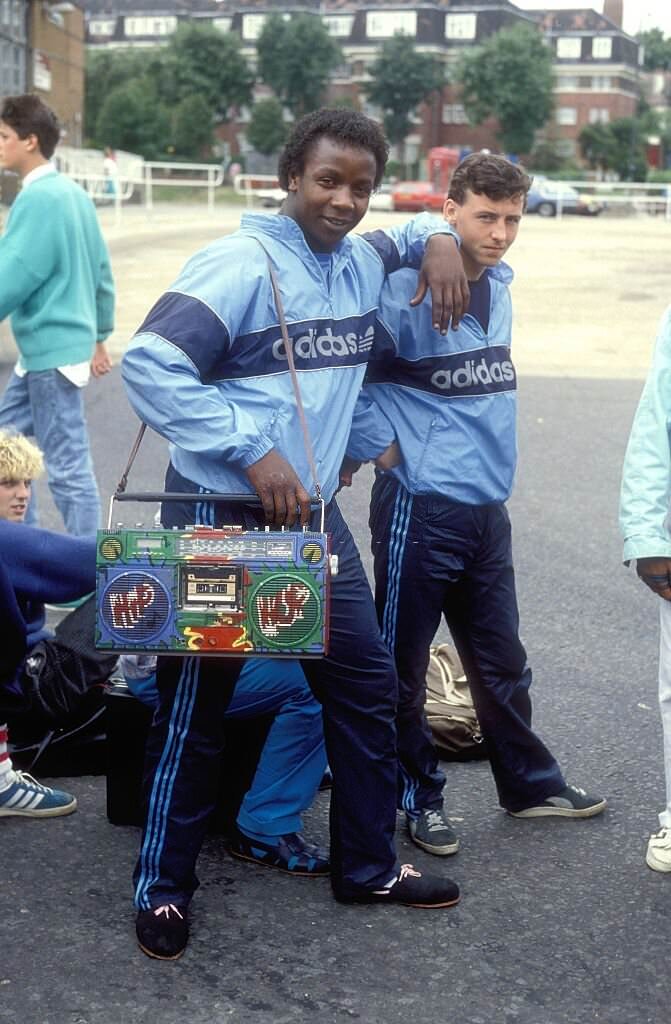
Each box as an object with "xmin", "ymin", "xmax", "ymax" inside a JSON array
[{"xmin": 0, "ymin": 94, "xmax": 115, "ymax": 536}]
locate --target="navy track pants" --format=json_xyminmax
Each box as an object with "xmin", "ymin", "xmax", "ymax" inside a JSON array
[
  {"xmin": 370, "ymin": 474, "xmax": 565, "ymax": 815},
  {"xmin": 133, "ymin": 466, "xmax": 400, "ymax": 909}
]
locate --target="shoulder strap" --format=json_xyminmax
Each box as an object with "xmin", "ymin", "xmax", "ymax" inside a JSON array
[{"xmin": 263, "ymin": 248, "xmax": 322, "ymax": 502}]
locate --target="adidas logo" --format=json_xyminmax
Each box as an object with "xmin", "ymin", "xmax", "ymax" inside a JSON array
[
  {"xmin": 272, "ymin": 325, "xmax": 374, "ymax": 361},
  {"xmin": 431, "ymin": 355, "xmax": 515, "ymax": 391}
]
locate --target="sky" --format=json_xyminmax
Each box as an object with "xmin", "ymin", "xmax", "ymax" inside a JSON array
[{"xmin": 511, "ymin": 1, "xmax": 671, "ymax": 38}]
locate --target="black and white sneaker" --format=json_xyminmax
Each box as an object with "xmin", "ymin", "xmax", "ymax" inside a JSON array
[
  {"xmin": 136, "ymin": 904, "xmax": 189, "ymax": 960},
  {"xmin": 338, "ymin": 864, "xmax": 460, "ymax": 909},
  {"xmin": 509, "ymin": 785, "xmax": 607, "ymax": 819},
  {"xmin": 408, "ymin": 808, "xmax": 459, "ymax": 856}
]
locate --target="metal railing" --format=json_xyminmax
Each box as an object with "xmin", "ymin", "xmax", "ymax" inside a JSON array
[
  {"xmin": 233, "ymin": 173, "xmax": 285, "ymax": 208},
  {"xmin": 552, "ymin": 179, "xmax": 671, "ymax": 220},
  {"xmin": 53, "ymin": 148, "xmax": 225, "ymax": 224}
]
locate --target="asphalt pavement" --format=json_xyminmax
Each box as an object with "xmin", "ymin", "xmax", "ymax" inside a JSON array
[{"xmin": 1, "ymin": 217, "xmax": 669, "ymax": 1023}]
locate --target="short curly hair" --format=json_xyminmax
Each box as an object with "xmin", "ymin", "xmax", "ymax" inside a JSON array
[
  {"xmin": 0, "ymin": 430, "xmax": 44, "ymax": 482},
  {"xmin": 448, "ymin": 153, "xmax": 531, "ymax": 206},
  {"xmin": 277, "ymin": 108, "xmax": 389, "ymax": 191}
]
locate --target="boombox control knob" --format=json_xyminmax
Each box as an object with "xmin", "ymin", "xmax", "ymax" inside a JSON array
[{"xmin": 329, "ymin": 554, "xmax": 339, "ymax": 577}]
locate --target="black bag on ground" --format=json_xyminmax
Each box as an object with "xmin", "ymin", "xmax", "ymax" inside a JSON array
[
  {"xmin": 6, "ymin": 595, "xmax": 118, "ymax": 773},
  {"xmin": 424, "ymin": 643, "xmax": 488, "ymax": 762}
]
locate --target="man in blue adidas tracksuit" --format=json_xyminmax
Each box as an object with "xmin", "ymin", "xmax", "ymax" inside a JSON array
[
  {"xmin": 344, "ymin": 153, "xmax": 606, "ymax": 859},
  {"xmin": 121, "ymin": 109, "xmax": 468, "ymax": 960}
]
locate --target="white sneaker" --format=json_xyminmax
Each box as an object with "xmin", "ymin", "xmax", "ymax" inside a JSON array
[{"xmin": 646, "ymin": 827, "xmax": 671, "ymax": 873}]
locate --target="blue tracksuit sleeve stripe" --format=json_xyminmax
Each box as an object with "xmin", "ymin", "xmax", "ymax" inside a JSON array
[
  {"xmin": 122, "ymin": 335, "xmax": 274, "ymax": 468},
  {"xmin": 363, "ymin": 213, "xmax": 459, "ymax": 274},
  {"xmin": 137, "ymin": 291, "xmax": 231, "ymax": 383}
]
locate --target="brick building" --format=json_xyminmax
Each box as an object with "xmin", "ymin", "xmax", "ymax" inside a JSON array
[
  {"xmin": 0, "ymin": 1, "xmax": 86, "ymax": 146},
  {"xmin": 81, "ymin": 0, "xmax": 642, "ymax": 164}
]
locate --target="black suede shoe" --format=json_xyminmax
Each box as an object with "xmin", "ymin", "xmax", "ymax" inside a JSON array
[
  {"xmin": 336, "ymin": 864, "xmax": 460, "ymax": 909},
  {"xmin": 136, "ymin": 904, "xmax": 189, "ymax": 960}
]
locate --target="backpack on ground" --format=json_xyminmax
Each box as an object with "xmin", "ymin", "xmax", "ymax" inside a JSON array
[
  {"xmin": 7, "ymin": 596, "xmax": 118, "ymax": 774},
  {"xmin": 424, "ymin": 643, "xmax": 488, "ymax": 762}
]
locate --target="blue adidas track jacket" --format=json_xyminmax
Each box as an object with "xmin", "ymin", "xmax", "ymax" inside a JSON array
[
  {"xmin": 122, "ymin": 212, "xmax": 453, "ymax": 503},
  {"xmin": 346, "ymin": 261, "xmax": 518, "ymax": 504}
]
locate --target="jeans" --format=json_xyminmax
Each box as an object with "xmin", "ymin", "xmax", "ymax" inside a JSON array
[
  {"xmin": 0, "ymin": 370, "xmax": 100, "ymax": 536},
  {"xmin": 657, "ymin": 600, "xmax": 671, "ymax": 828}
]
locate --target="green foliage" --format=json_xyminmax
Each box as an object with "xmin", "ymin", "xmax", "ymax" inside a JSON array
[
  {"xmin": 95, "ymin": 79, "xmax": 171, "ymax": 160},
  {"xmin": 608, "ymin": 118, "xmax": 649, "ymax": 180},
  {"xmin": 157, "ymin": 23, "xmax": 254, "ymax": 122},
  {"xmin": 87, "ymin": 23, "xmax": 254, "ymax": 156},
  {"xmin": 172, "ymin": 95, "xmax": 214, "ymax": 159},
  {"xmin": 85, "ymin": 49, "xmax": 156, "ymax": 143},
  {"xmin": 638, "ymin": 28, "xmax": 671, "ymax": 71},
  {"xmin": 364, "ymin": 33, "xmax": 445, "ymax": 152},
  {"xmin": 245, "ymin": 98, "xmax": 288, "ymax": 156},
  {"xmin": 578, "ymin": 118, "xmax": 648, "ymax": 180},
  {"xmin": 257, "ymin": 13, "xmax": 342, "ymax": 118},
  {"xmin": 457, "ymin": 24, "xmax": 554, "ymax": 155}
]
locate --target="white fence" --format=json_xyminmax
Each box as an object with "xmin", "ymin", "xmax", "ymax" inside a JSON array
[
  {"xmin": 553, "ymin": 179, "xmax": 671, "ymax": 219},
  {"xmin": 233, "ymin": 173, "xmax": 284, "ymax": 207},
  {"xmin": 54, "ymin": 147, "xmax": 224, "ymax": 224}
]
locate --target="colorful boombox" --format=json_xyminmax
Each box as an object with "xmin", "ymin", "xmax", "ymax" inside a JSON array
[{"xmin": 95, "ymin": 522, "xmax": 334, "ymax": 658}]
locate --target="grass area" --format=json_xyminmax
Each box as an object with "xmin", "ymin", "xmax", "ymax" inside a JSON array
[{"xmin": 137, "ymin": 184, "xmax": 249, "ymax": 204}]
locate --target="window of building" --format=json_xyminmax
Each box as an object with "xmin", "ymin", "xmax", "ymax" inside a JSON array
[
  {"xmin": 592, "ymin": 36, "xmax": 613, "ymax": 60},
  {"xmin": 445, "ymin": 13, "xmax": 477, "ymax": 40},
  {"xmin": 556, "ymin": 74, "xmax": 579, "ymax": 90},
  {"xmin": 556, "ymin": 106, "xmax": 577, "ymax": 126},
  {"xmin": 88, "ymin": 19, "xmax": 116, "ymax": 36},
  {"xmin": 212, "ymin": 17, "xmax": 232, "ymax": 34},
  {"xmin": 591, "ymin": 76, "xmax": 612, "ymax": 90},
  {"xmin": 588, "ymin": 108, "xmax": 610, "ymax": 124},
  {"xmin": 556, "ymin": 37, "xmax": 582, "ymax": 60},
  {"xmin": 242, "ymin": 14, "xmax": 267, "ymax": 40},
  {"xmin": 323, "ymin": 15, "xmax": 354, "ymax": 38},
  {"xmin": 0, "ymin": 39, "xmax": 25, "ymax": 96},
  {"xmin": 125, "ymin": 16, "xmax": 177, "ymax": 37},
  {"xmin": 442, "ymin": 103, "xmax": 468, "ymax": 124},
  {"xmin": 365, "ymin": 11, "xmax": 417, "ymax": 39}
]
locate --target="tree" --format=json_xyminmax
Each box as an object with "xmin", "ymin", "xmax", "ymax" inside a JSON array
[
  {"xmin": 158, "ymin": 23, "xmax": 254, "ymax": 123},
  {"xmin": 457, "ymin": 24, "xmax": 554, "ymax": 155},
  {"xmin": 246, "ymin": 98, "xmax": 288, "ymax": 157},
  {"xmin": 364, "ymin": 33, "xmax": 445, "ymax": 175},
  {"xmin": 85, "ymin": 49, "xmax": 156, "ymax": 144},
  {"xmin": 95, "ymin": 79, "xmax": 171, "ymax": 161},
  {"xmin": 578, "ymin": 122, "xmax": 616, "ymax": 174},
  {"xmin": 172, "ymin": 95, "xmax": 214, "ymax": 159},
  {"xmin": 257, "ymin": 13, "xmax": 342, "ymax": 118},
  {"xmin": 609, "ymin": 117, "xmax": 648, "ymax": 181},
  {"xmin": 638, "ymin": 28, "xmax": 671, "ymax": 71}
]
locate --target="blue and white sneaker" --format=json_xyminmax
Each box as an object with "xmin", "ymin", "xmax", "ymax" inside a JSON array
[
  {"xmin": 228, "ymin": 828, "xmax": 330, "ymax": 876},
  {"xmin": 0, "ymin": 772, "xmax": 77, "ymax": 818}
]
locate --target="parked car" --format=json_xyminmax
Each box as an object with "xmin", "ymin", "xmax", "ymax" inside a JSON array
[
  {"xmin": 368, "ymin": 183, "xmax": 394, "ymax": 211},
  {"xmin": 391, "ymin": 180, "xmax": 446, "ymax": 213},
  {"xmin": 526, "ymin": 176, "xmax": 603, "ymax": 217}
]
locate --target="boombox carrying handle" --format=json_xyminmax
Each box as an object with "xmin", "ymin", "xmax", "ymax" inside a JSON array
[{"xmin": 109, "ymin": 425, "xmax": 325, "ymax": 531}]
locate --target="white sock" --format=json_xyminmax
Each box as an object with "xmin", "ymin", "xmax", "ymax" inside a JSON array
[{"xmin": 0, "ymin": 723, "xmax": 17, "ymax": 793}]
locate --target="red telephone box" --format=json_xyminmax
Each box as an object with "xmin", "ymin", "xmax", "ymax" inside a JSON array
[{"xmin": 427, "ymin": 147, "xmax": 461, "ymax": 194}]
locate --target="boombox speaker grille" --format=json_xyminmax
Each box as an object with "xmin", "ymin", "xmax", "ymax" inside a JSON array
[
  {"xmin": 249, "ymin": 573, "xmax": 322, "ymax": 650},
  {"xmin": 100, "ymin": 570, "xmax": 172, "ymax": 644}
]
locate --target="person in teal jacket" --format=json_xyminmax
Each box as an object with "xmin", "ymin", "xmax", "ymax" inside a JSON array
[
  {"xmin": 620, "ymin": 304, "xmax": 671, "ymax": 874},
  {"xmin": 0, "ymin": 94, "xmax": 115, "ymax": 536}
]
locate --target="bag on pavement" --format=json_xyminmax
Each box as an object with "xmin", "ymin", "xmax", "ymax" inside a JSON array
[{"xmin": 424, "ymin": 643, "xmax": 488, "ymax": 762}]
